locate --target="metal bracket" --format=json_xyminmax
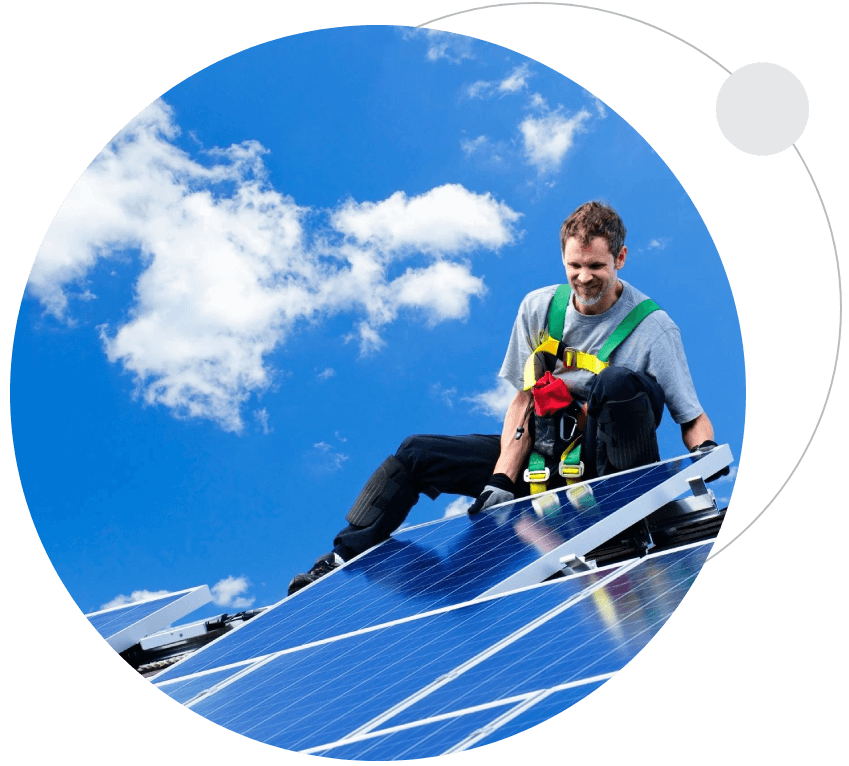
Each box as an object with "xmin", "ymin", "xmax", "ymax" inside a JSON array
[
  {"xmin": 687, "ymin": 475, "xmax": 718, "ymax": 512},
  {"xmin": 559, "ymin": 553, "xmax": 596, "ymax": 574}
]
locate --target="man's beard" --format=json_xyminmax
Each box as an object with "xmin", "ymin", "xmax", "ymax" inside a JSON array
[{"xmin": 573, "ymin": 271, "xmax": 619, "ymax": 307}]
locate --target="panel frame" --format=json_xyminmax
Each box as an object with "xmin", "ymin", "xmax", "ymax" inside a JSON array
[
  {"xmin": 85, "ymin": 585, "xmax": 211, "ymax": 653},
  {"xmin": 478, "ymin": 444, "xmax": 731, "ymax": 597}
]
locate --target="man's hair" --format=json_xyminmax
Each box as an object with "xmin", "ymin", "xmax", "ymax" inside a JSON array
[{"xmin": 560, "ymin": 201, "xmax": 626, "ymax": 257}]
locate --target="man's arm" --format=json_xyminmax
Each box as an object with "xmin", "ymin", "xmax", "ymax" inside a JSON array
[
  {"xmin": 467, "ymin": 388, "xmax": 533, "ymax": 515},
  {"xmin": 680, "ymin": 412, "xmax": 714, "ymax": 450},
  {"xmin": 492, "ymin": 389, "xmax": 533, "ymax": 482}
]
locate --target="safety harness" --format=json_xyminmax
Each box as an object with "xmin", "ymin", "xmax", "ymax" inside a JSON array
[{"xmin": 523, "ymin": 284, "xmax": 661, "ymax": 494}]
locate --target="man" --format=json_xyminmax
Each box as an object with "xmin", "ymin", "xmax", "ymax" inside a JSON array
[{"xmin": 287, "ymin": 201, "xmax": 721, "ymax": 596}]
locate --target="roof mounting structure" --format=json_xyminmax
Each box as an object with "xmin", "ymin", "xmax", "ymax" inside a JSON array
[{"xmin": 136, "ymin": 445, "xmax": 733, "ymax": 758}]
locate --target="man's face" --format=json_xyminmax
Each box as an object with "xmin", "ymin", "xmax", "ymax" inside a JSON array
[{"xmin": 562, "ymin": 235, "xmax": 626, "ymax": 314}]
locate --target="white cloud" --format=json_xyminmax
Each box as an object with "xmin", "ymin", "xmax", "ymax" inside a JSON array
[
  {"xmin": 713, "ymin": 464, "xmax": 738, "ymax": 485},
  {"xmin": 99, "ymin": 589, "xmax": 170, "ymax": 611},
  {"xmin": 332, "ymin": 184, "xmax": 520, "ymax": 255},
  {"xmin": 443, "ymin": 496, "xmax": 471, "ymax": 517},
  {"xmin": 461, "ymin": 135, "xmax": 489, "ymax": 157},
  {"xmin": 346, "ymin": 322, "xmax": 386, "ymax": 356},
  {"xmin": 254, "ymin": 407, "xmax": 272, "ymax": 435},
  {"xmin": 467, "ymin": 64, "xmax": 532, "ymax": 99},
  {"xmin": 431, "ymin": 383, "xmax": 458, "ymax": 408},
  {"xmin": 464, "ymin": 377, "xmax": 519, "ymax": 420},
  {"xmin": 499, "ymin": 63, "xmax": 532, "ymax": 94},
  {"xmin": 317, "ymin": 367, "xmax": 336, "ymax": 380},
  {"xmin": 28, "ymin": 101, "xmax": 522, "ymax": 432},
  {"xmin": 400, "ymin": 28, "xmax": 475, "ymax": 63},
  {"xmin": 211, "ymin": 575, "xmax": 255, "ymax": 610},
  {"xmin": 528, "ymin": 93, "xmax": 549, "ymax": 110},
  {"xmin": 519, "ymin": 108, "xmax": 592, "ymax": 175},
  {"xmin": 647, "ymin": 237, "xmax": 671, "ymax": 251},
  {"xmin": 594, "ymin": 98, "xmax": 608, "ymax": 119},
  {"xmin": 392, "ymin": 261, "xmax": 487, "ymax": 325},
  {"xmin": 466, "ymin": 81, "xmax": 491, "ymax": 99},
  {"xmin": 312, "ymin": 440, "xmax": 350, "ymax": 470}
]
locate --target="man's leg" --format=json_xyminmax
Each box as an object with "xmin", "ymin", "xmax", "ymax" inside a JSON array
[
  {"xmin": 333, "ymin": 433, "xmax": 501, "ymax": 559},
  {"xmin": 582, "ymin": 367, "xmax": 665, "ymax": 479},
  {"xmin": 288, "ymin": 434, "xmax": 500, "ymax": 595}
]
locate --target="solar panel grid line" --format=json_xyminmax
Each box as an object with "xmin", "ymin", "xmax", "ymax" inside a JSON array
[
  {"xmin": 480, "ymin": 445, "xmax": 732, "ymax": 598},
  {"xmin": 380, "ymin": 541, "xmax": 712, "ymax": 730},
  {"xmin": 296, "ymin": 588, "xmax": 524, "ymax": 744},
  {"xmin": 165, "ymin": 542, "xmax": 710, "ymax": 756},
  {"xmin": 153, "ymin": 500, "xmax": 620, "ymax": 682},
  {"xmin": 442, "ymin": 688, "xmax": 551, "ymax": 755},
  {"xmin": 299, "ymin": 671, "xmax": 619, "ymax": 756},
  {"xmin": 179, "ymin": 567, "xmax": 619, "ymax": 750},
  {"xmin": 299, "ymin": 691, "xmax": 533, "ymax": 755},
  {"xmin": 153, "ymin": 449, "xmax": 729, "ymax": 684},
  {"xmin": 341, "ymin": 558, "xmax": 642, "ymax": 741},
  {"xmin": 438, "ymin": 672, "xmax": 618, "ymax": 756},
  {"xmin": 168, "ymin": 564, "xmax": 621, "ymax": 694},
  {"xmin": 190, "ymin": 596, "xmax": 511, "ymax": 748},
  {"xmin": 183, "ymin": 652, "xmax": 278, "ymax": 708},
  {"xmin": 544, "ymin": 543, "xmax": 712, "ymax": 681},
  {"xmin": 154, "ymin": 657, "xmax": 258, "ymax": 689},
  {"xmin": 180, "ymin": 575, "xmax": 556, "ymax": 709},
  {"xmin": 148, "ymin": 543, "xmax": 385, "ymax": 682}
]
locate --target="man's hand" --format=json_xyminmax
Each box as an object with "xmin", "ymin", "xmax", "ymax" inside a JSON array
[
  {"xmin": 468, "ymin": 473, "xmax": 516, "ymax": 515},
  {"xmin": 690, "ymin": 440, "xmax": 730, "ymax": 482}
]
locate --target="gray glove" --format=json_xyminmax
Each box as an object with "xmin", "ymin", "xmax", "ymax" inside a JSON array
[{"xmin": 468, "ymin": 473, "xmax": 516, "ymax": 516}]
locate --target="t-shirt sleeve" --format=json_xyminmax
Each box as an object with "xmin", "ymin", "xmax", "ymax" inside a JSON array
[
  {"xmin": 498, "ymin": 293, "xmax": 545, "ymax": 392},
  {"xmin": 648, "ymin": 326, "xmax": 704, "ymax": 424},
  {"xmin": 498, "ymin": 301, "xmax": 533, "ymax": 391}
]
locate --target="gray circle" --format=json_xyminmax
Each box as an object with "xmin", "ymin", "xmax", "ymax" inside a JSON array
[{"xmin": 717, "ymin": 62, "xmax": 809, "ymax": 155}]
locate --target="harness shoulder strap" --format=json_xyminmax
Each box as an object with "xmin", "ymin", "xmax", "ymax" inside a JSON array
[
  {"xmin": 522, "ymin": 289, "xmax": 661, "ymax": 390},
  {"xmin": 596, "ymin": 299, "xmax": 661, "ymax": 362},
  {"xmin": 547, "ymin": 284, "xmax": 572, "ymax": 341}
]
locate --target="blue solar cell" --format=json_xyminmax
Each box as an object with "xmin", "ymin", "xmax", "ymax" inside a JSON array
[
  {"xmin": 311, "ymin": 681, "xmax": 607, "ymax": 759},
  {"xmin": 310, "ymin": 704, "xmax": 515, "ymax": 760},
  {"xmin": 388, "ymin": 542, "xmax": 710, "ymax": 726},
  {"xmin": 179, "ymin": 543, "xmax": 709, "ymax": 756},
  {"xmin": 87, "ymin": 592, "xmax": 185, "ymax": 639},
  {"xmin": 473, "ymin": 681, "xmax": 607, "ymax": 749},
  {"xmin": 154, "ymin": 452, "xmax": 716, "ymax": 684},
  {"xmin": 157, "ymin": 664, "xmax": 250, "ymax": 705},
  {"xmin": 184, "ymin": 569, "xmax": 613, "ymax": 752}
]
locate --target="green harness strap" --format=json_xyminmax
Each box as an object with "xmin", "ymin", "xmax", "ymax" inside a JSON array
[
  {"xmin": 527, "ymin": 285, "xmax": 662, "ymax": 491},
  {"xmin": 549, "ymin": 285, "xmax": 661, "ymax": 362}
]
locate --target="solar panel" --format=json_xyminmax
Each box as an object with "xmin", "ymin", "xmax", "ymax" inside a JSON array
[
  {"xmin": 153, "ymin": 446, "xmax": 730, "ymax": 684},
  {"xmin": 309, "ymin": 679, "xmax": 608, "ymax": 760},
  {"xmin": 157, "ymin": 541, "xmax": 708, "ymax": 756},
  {"xmin": 85, "ymin": 586, "xmax": 211, "ymax": 653}
]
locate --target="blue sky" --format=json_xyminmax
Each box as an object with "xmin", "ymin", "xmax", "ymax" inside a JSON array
[{"xmin": 11, "ymin": 26, "xmax": 743, "ymax": 619}]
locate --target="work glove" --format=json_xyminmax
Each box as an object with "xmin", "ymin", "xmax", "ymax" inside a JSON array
[
  {"xmin": 467, "ymin": 473, "xmax": 516, "ymax": 516},
  {"xmin": 690, "ymin": 440, "xmax": 730, "ymax": 482}
]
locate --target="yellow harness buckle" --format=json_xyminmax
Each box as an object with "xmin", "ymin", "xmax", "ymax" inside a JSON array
[
  {"xmin": 558, "ymin": 462, "xmax": 584, "ymax": 479},
  {"xmin": 524, "ymin": 466, "xmax": 551, "ymax": 484}
]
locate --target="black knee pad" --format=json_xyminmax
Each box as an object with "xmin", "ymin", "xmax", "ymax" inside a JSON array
[
  {"xmin": 345, "ymin": 455, "xmax": 419, "ymax": 526},
  {"xmin": 596, "ymin": 391, "xmax": 660, "ymax": 472}
]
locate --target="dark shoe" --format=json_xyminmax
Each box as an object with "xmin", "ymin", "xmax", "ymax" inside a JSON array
[{"xmin": 287, "ymin": 552, "xmax": 344, "ymax": 596}]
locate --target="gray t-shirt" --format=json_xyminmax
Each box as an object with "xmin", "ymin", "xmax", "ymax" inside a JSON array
[{"xmin": 498, "ymin": 280, "xmax": 703, "ymax": 425}]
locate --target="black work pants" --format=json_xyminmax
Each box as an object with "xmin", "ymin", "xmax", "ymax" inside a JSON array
[
  {"xmin": 333, "ymin": 434, "xmax": 501, "ymax": 559},
  {"xmin": 333, "ymin": 368, "xmax": 664, "ymax": 559}
]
